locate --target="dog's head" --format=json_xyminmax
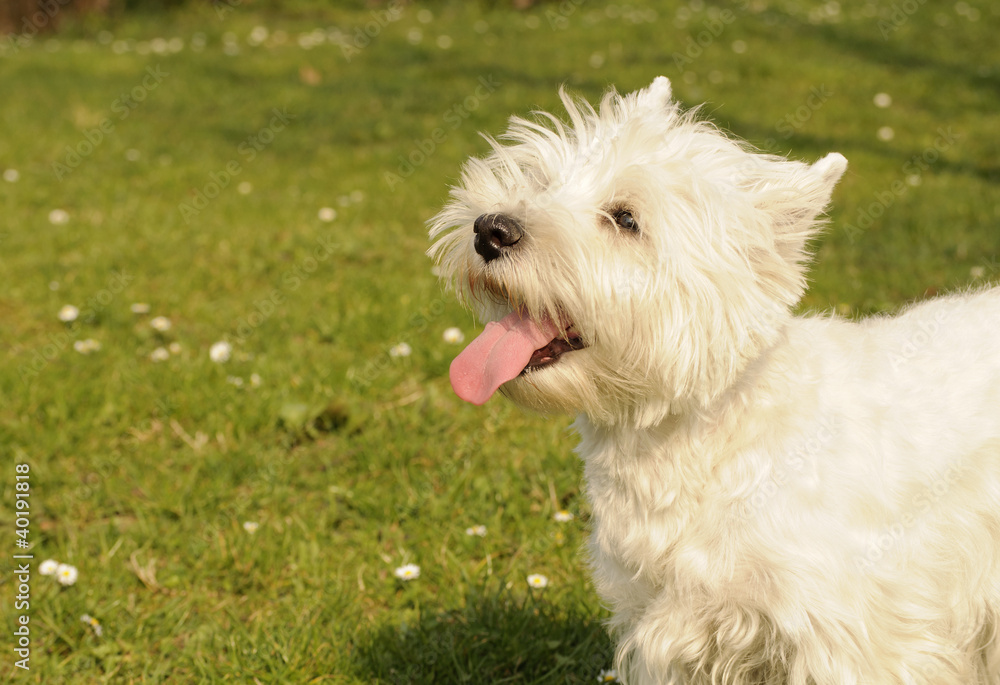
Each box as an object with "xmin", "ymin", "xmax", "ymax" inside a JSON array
[{"xmin": 429, "ymin": 77, "xmax": 846, "ymax": 427}]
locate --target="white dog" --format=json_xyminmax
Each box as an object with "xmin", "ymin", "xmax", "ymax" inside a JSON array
[{"xmin": 429, "ymin": 76, "xmax": 1000, "ymax": 684}]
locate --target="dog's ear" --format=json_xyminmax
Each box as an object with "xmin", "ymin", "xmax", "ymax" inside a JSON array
[
  {"xmin": 751, "ymin": 152, "xmax": 847, "ymax": 262},
  {"xmin": 636, "ymin": 76, "xmax": 673, "ymax": 111}
]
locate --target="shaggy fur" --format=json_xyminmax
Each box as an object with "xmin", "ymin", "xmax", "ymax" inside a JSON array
[{"xmin": 428, "ymin": 76, "xmax": 1000, "ymax": 684}]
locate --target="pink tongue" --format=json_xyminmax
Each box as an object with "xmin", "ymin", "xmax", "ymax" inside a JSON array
[{"xmin": 450, "ymin": 311, "xmax": 559, "ymax": 405}]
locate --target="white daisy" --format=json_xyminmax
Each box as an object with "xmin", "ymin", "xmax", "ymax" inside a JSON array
[
  {"xmin": 242, "ymin": 521, "xmax": 259, "ymax": 534},
  {"xmin": 237, "ymin": 181, "xmax": 252, "ymax": 195},
  {"xmin": 150, "ymin": 316, "xmax": 172, "ymax": 332},
  {"xmin": 873, "ymin": 92, "xmax": 892, "ymax": 108},
  {"xmin": 3, "ymin": 168, "xmax": 19, "ymax": 182},
  {"xmin": 49, "ymin": 209, "xmax": 70, "ymax": 225},
  {"xmin": 527, "ymin": 573, "xmax": 549, "ymax": 589},
  {"xmin": 249, "ymin": 26, "xmax": 269, "ymax": 45},
  {"xmin": 40, "ymin": 559, "xmax": 59, "ymax": 576},
  {"xmin": 130, "ymin": 302, "xmax": 151, "ymax": 314},
  {"xmin": 58, "ymin": 304, "xmax": 79, "ymax": 322},
  {"xmin": 150, "ymin": 347, "xmax": 170, "ymax": 362},
  {"xmin": 168, "ymin": 342, "xmax": 182, "ymax": 355},
  {"xmin": 597, "ymin": 668, "xmax": 619, "ymax": 682},
  {"xmin": 877, "ymin": 126, "xmax": 895, "ymax": 141},
  {"xmin": 443, "ymin": 327, "xmax": 464, "ymax": 344},
  {"xmin": 465, "ymin": 525, "xmax": 487, "ymax": 536},
  {"xmin": 389, "ymin": 342, "xmax": 412, "ymax": 358},
  {"xmin": 553, "ymin": 510, "xmax": 575, "ymax": 522},
  {"xmin": 210, "ymin": 341, "xmax": 232, "ymax": 363},
  {"xmin": 56, "ymin": 563, "xmax": 79, "ymax": 586},
  {"xmin": 74, "ymin": 339, "xmax": 101, "ymax": 354},
  {"xmin": 80, "ymin": 614, "xmax": 103, "ymax": 637},
  {"xmin": 317, "ymin": 207, "xmax": 337, "ymax": 222},
  {"xmin": 394, "ymin": 563, "xmax": 420, "ymax": 581}
]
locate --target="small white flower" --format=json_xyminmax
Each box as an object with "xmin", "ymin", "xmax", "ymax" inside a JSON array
[
  {"xmin": 317, "ymin": 207, "xmax": 337, "ymax": 222},
  {"xmin": 58, "ymin": 304, "xmax": 79, "ymax": 322},
  {"xmin": 57, "ymin": 563, "xmax": 79, "ymax": 586},
  {"xmin": 443, "ymin": 327, "xmax": 464, "ymax": 344},
  {"xmin": 249, "ymin": 26, "xmax": 269, "ymax": 44},
  {"xmin": 597, "ymin": 668, "xmax": 619, "ymax": 682},
  {"xmin": 74, "ymin": 339, "xmax": 101, "ymax": 354},
  {"xmin": 242, "ymin": 521, "xmax": 259, "ymax": 534},
  {"xmin": 873, "ymin": 92, "xmax": 892, "ymax": 108},
  {"xmin": 553, "ymin": 510, "xmax": 575, "ymax": 522},
  {"xmin": 237, "ymin": 181, "xmax": 252, "ymax": 195},
  {"xmin": 81, "ymin": 614, "xmax": 103, "ymax": 637},
  {"xmin": 250, "ymin": 373, "xmax": 262, "ymax": 387},
  {"xmin": 394, "ymin": 563, "xmax": 420, "ymax": 581},
  {"xmin": 150, "ymin": 347, "xmax": 170, "ymax": 362},
  {"xmin": 527, "ymin": 573, "xmax": 549, "ymax": 589},
  {"xmin": 465, "ymin": 525, "xmax": 487, "ymax": 537},
  {"xmin": 130, "ymin": 302, "xmax": 151, "ymax": 314},
  {"xmin": 389, "ymin": 342, "xmax": 412, "ymax": 358},
  {"xmin": 150, "ymin": 316, "xmax": 172, "ymax": 332},
  {"xmin": 3, "ymin": 168, "xmax": 19, "ymax": 182},
  {"xmin": 731, "ymin": 40, "xmax": 747, "ymax": 54},
  {"xmin": 40, "ymin": 559, "xmax": 59, "ymax": 576},
  {"xmin": 210, "ymin": 341, "xmax": 232, "ymax": 363},
  {"xmin": 877, "ymin": 126, "xmax": 895, "ymax": 141},
  {"xmin": 49, "ymin": 209, "xmax": 70, "ymax": 225}
]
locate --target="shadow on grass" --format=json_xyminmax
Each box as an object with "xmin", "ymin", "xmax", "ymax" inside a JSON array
[{"xmin": 350, "ymin": 583, "xmax": 615, "ymax": 684}]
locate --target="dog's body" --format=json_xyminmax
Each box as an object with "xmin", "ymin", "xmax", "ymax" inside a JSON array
[{"xmin": 430, "ymin": 77, "xmax": 1000, "ymax": 684}]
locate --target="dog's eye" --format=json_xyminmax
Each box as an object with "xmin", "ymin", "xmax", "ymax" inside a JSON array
[{"xmin": 614, "ymin": 210, "xmax": 639, "ymax": 233}]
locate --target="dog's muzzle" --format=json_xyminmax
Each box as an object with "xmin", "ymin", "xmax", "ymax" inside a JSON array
[{"xmin": 473, "ymin": 213, "xmax": 523, "ymax": 263}]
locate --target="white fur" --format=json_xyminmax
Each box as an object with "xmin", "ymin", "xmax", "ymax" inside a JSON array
[{"xmin": 429, "ymin": 77, "xmax": 1000, "ymax": 684}]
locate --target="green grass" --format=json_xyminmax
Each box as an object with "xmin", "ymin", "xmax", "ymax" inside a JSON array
[{"xmin": 1, "ymin": 1, "xmax": 999, "ymax": 682}]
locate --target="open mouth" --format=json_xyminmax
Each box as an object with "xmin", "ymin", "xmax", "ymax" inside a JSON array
[
  {"xmin": 449, "ymin": 311, "xmax": 587, "ymax": 405},
  {"xmin": 523, "ymin": 324, "xmax": 586, "ymax": 372}
]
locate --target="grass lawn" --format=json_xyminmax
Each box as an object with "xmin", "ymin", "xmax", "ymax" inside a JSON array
[{"xmin": 1, "ymin": 1, "xmax": 998, "ymax": 682}]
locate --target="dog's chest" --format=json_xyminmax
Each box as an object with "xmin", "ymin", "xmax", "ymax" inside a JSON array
[{"xmin": 578, "ymin": 426, "xmax": 706, "ymax": 580}]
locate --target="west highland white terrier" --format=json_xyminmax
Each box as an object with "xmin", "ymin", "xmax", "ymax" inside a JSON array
[{"xmin": 428, "ymin": 76, "xmax": 1000, "ymax": 684}]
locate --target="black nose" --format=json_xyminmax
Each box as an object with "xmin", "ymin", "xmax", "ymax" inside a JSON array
[{"xmin": 473, "ymin": 213, "xmax": 523, "ymax": 263}]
